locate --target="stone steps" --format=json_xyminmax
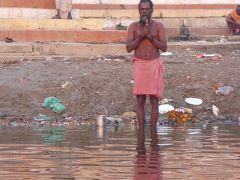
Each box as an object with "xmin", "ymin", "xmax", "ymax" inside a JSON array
[
  {"xmin": 0, "ymin": 17, "xmax": 229, "ymax": 43},
  {"xmin": 0, "ymin": 28, "xmax": 229, "ymax": 43}
]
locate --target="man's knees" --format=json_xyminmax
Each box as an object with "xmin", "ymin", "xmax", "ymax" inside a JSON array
[
  {"xmin": 137, "ymin": 95, "xmax": 146, "ymax": 105},
  {"xmin": 149, "ymin": 95, "xmax": 159, "ymax": 105}
]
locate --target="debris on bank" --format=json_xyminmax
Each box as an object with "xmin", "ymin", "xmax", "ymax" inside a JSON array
[{"xmin": 43, "ymin": 96, "xmax": 65, "ymax": 113}]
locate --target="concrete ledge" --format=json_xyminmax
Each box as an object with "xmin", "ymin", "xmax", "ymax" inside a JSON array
[
  {"xmin": 0, "ymin": 41, "xmax": 239, "ymax": 57},
  {"xmin": 0, "ymin": 17, "xmax": 228, "ymax": 30},
  {"xmin": 0, "ymin": 28, "xmax": 230, "ymax": 43},
  {"xmin": 0, "ymin": 30, "xmax": 127, "ymax": 43},
  {"xmin": 0, "ymin": 43, "xmax": 32, "ymax": 53}
]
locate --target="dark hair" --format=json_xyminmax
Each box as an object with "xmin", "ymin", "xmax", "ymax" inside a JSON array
[{"xmin": 138, "ymin": 0, "xmax": 153, "ymax": 10}]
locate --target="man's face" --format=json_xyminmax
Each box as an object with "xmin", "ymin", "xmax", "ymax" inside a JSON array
[{"xmin": 139, "ymin": 2, "xmax": 153, "ymax": 23}]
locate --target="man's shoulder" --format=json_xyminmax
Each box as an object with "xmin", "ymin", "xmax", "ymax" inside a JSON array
[
  {"xmin": 152, "ymin": 20, "xmax": 164, "ymax": 26},
  {"xmin": 152, "ymin": 20, "xmax": 165, "ymax": 29},
  {"xmin": 129, "ymin": 21, "xmax": 139, "ymax": 27}
]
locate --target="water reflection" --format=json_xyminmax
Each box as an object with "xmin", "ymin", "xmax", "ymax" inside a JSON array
[
  {"xmin": 0, "ymin": 124, "xmax": 239, "ymax": 179},
  {"xmin": 39, "ymin": 127, "xmax": 66, "ymax": 143},
  {"xmin": 134, "ymin": 128, "xmax": 162, "ymax": 180}
]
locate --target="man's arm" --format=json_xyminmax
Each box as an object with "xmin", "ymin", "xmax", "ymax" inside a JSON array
[
  {"xmin": 147, "ymin": 23, "xmax": 167, "ymax": 52},
  {"xmin": 126, "ymin": 23, "xmax": 144, "ymax": 53},
  {"xmin": 226, "ymin": 14, "xmax": 235, "ymax": 23},
  {"xmin": 226, "ymin": 14, "xmax": 239, "ymax": 24}
]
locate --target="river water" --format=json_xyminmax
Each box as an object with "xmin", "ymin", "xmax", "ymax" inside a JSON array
[{"xmin": 0, "ymin": 123, "xmax": 239, "ymax": 180}]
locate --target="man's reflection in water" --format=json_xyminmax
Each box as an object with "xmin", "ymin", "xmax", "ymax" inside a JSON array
[{"xmin": 134, "ymin": 128, "xmax": 162, "ymax": 180}]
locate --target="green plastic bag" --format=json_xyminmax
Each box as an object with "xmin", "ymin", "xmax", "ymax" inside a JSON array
[{"xmin": 43, "ymin": 96, "xmax": 65, "ymax": 113}]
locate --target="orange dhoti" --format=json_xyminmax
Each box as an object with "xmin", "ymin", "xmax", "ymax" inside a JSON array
[{"xmin": 133, "ymin": 57, "xmax": 165, "ymax": 99}]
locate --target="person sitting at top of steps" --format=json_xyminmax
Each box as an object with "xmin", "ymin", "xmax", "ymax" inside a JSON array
[
  {"xmin": 226, "ymin": 5, "xmax": 240, "ymax": 35},
  {"xmin": 52, "ymin": 0, "xmax": 72, "ymax": 19}
]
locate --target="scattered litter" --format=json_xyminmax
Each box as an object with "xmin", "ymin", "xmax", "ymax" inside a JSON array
[
  {"xmin": 197, "ymin": 40, "xmax": 207, "ymax": 43},
  {"xmin": 122, "ymin": 111, "xmax": 136, "ymax": 119},
  {"xmin": 212, "ymin": 105, "xmax": 219, "ymax": 116},
  {"xmin": 114, "ymin": 59, "xmax": 124, "ymax": 62},
  {"xmin": 106, "ymin": 116, "xmax": 123, "ymax": 123},
  {"xmin": 116, "ymin": 22, "xmax": 127, "ymax": 30},
  {"xmin": 159, "ymin": 98, "xmax": 174, "ymax": 105},
  {"xmin": 196, "ymin": 54, "xmax": 223, "ymax": 59},
  {"xmin": 96, "ymin": 115, "xmax": 105, "ymax": 127},
  {"xmin": 215, "ymin": 86, "xmax": 234, "ymax": 95},
  {"xmin": 61, "ymin": 81, "xmax": 70, "ymax": 88},
  {"xmin": 4, "ymin": 37, "xmax": 14, "ymax": 43},
  {"xmin": 104, "ymin": 58, "xmax": 112, "ymax": 61},
  {"xmin": 216, "ymin": 35, "xmax": 227, "ymax": 43},
  {"xmin": 130, "ymin": 80, "xmax": 134, "ymax": 84},
  {"xmin": 42, "ymin": 96, "xmax": 65, "ymax": 113},
  {"xmin": 167, "ymin": 110, "xmax": 192, "ymax": 124},
  {"xmin": 158, "ymin": 104, "xmax": 174, "ymax": 114},
  {"xmin": 161, "ymin": 52, "xmax": 173, "ymax": 56},
  {"xmin": 185, "ymin": 98, "xmax": 203, "ymax": 105},
  {"xmin": 34, "ymin": 114, "xmax": 53, "ymax": 121},
  {"xmin": 175, "ymin": 107, "xmax": 193, "ymax": 114}
]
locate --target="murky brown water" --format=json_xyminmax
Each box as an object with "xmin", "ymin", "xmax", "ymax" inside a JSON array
[{"xmin": 0, "ymin": 123, "xmax": 239, "ymax": 180}]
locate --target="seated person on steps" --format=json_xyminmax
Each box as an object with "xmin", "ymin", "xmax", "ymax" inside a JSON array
[{"xmin": 226, "ymin": 5, "xmax": 240, "ymax": 35}]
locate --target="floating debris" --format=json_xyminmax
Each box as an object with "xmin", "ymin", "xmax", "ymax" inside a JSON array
[{"xmin": 167, "ymin": 110, "xmax": 192, "ymax": 124}]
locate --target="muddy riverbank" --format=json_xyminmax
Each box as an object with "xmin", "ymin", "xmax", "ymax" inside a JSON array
[{"xmin": 0, "ymin": 45, "xmax": 239, "ymax": 127}]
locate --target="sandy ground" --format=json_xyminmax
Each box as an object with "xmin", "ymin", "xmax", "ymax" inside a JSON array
[{"xmin": 0, "ymin": 45, "xmax": 239, "ymax": 125}]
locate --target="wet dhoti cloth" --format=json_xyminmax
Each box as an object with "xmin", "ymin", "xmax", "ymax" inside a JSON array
[{"xmin": 133, "ymin": 57, "xmax": 164, "ymax": 99}]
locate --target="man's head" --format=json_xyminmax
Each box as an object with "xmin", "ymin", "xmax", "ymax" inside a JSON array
[{"xmin": 138, "ymin": 0, "xmax": 154, "ymax": 24}]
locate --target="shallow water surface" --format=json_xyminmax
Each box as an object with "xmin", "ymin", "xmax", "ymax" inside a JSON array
[{"xmin": 0, "ymin": 123, "xmax": 239, "ymax": 180}]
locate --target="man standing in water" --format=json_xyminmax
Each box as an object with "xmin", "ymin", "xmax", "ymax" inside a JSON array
[{"xmin": 126, "ymin": 0, "xmax": 167, "ymax": 129}]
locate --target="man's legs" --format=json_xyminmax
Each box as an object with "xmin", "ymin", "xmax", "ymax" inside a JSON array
[
  {"xmin": 66, "ymin": 0, "xmax": 72, "ymax": 19},
  {"xmin": 136, "ymin": 95, "xmax": 146, "ymax": 129},
  {"xmin": 53, "ymin": 0, "xmax": 61, "ymax": 19},
  {"xmin": 226, "ymin": 20, "xmax": 240, "ymax": 35},
  {"xmin": 150, "ymin": 95, "xmax": 159, "ymax": 128}
]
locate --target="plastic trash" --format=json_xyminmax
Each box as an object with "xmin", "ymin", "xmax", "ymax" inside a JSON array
[
  {"xmin": 61, "ymin": 82, "xmax": 70, "ymax": 88},
  {"xmin": 122, "ymin": 112, "xmax": 136, "ymax": 119},
  {"xmin": 159, "ymin": 98, "xmax": 174, "ymax": 105},
  {"xmin": 215, "ymin": 86, "xmax": 234, "ymax": 95},
  {"xmin": 196, "ymin": 54, "xmax": 223, "ymax": 59},
  {"xmin": 161, "ymin": 52, "xmax": 173, "ymax": 56},
  {"xmin": 158, "ymin": 104, "xmax": 174, "ymax": 114},
  {"xmin": 212, "ymin": 105, "xmax": 219, "ymax": 116},
  {"xmin": 175, "ymin": 107, "xmax": 193, "ymax": 114},
  {"xmin": 96, "ymin": 115, "xmax": 105, "ymax": 127},
  {"xmin": 185, "ymin": 98, "xmax": 203, "ymax": 105},
  {"xmin": 42, "ymin": 96, "xmax": 65, "ymax": 113},
  {"xmin": 34, "ymin": 114, "xmax": 53, "ymax": 121}
]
